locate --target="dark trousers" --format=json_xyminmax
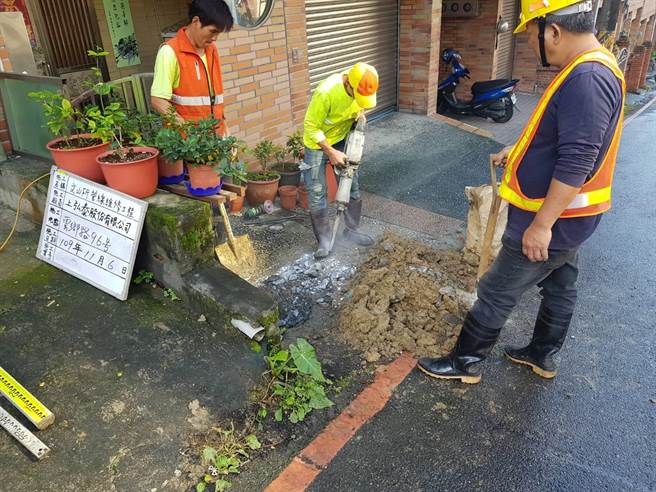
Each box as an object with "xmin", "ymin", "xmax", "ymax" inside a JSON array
[{"xmin": 470, "ymin": 235, "xmax": 579, "ymax": 336}]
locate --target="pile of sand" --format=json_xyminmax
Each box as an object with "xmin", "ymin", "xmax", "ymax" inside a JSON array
[{"xmin": 339, "ymin": 233, "xmax": 477, "ymax": 362}]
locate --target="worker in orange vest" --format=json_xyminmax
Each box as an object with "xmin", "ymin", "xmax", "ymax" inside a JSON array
[
  {"xmin": 150, "ymin": 0, "xmax": 233, "ymax": 136},
  {"xmin": 418, "ymin": 0, "xmax": 625, "ymax": 384}
]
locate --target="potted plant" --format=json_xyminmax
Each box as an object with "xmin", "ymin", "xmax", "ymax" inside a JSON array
[
  {"xmin": 29, "ymin": 50, "xmax": 113, "ymax": 182},
  {"xmin": 282, "ymin": 130, "xmax": 305, "ymax": 187},
  {"xmin": 75, "ymin": 51, "xmax": 160, "ymax": 199},
  {"xmin": 154, "ymin": 118, "xmax": 185, "ymax": 185},
  {"xmin": 246, "ymin": 139, "xmax": 281, "ymax": 206},
  {"xmin": 179, "ymin": 116, "xmax": 236, "ymax": 196},
  {"xmin": 222, "ymin": 160, "xmax": 249, "ymax": 213},
  {"xmin": 93, "ymin": 104, "xmax": 160, "ymax": 199},
  {"xmin": 220, "ymin": 139, "xmax": 249, "ymax": 213}
]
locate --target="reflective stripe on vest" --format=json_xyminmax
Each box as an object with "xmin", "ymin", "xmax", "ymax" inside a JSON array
[
  {"xmin": 171, "ymin": 94, "xmax": 225, "ymax": 106},
  {"xmin": 498, "ymin": 48, "xmax": 625, "ymax": 218}
]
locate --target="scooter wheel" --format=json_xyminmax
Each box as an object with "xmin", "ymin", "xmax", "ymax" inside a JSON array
[
  {"xmin": 437, "ymin": 98, "xmax": 450, "ymax": 115},
  {"xmin": 491, "ymin": 97, "xmax": 513, "ymax": 123}
]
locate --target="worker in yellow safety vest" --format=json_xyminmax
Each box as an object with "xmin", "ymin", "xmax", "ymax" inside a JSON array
[
  {"xmin": 418, "ymin": 0, "xmax": 625, "ymax": 384},
  {"xmin": 302, "ymin": 63, "xmax": 379, "ymax": 259}
]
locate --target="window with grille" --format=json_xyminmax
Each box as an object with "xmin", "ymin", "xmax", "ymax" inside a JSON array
[{"xmin": 31, "ymin": 0, "xmax": 102, "ymax": 75}]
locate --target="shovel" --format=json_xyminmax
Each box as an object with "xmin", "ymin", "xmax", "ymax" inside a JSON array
[{"xmin": 211, "ymin": 200, "xmax": 258, "ymax": 276}]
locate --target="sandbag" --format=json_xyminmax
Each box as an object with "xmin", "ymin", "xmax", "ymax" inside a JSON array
[{"xmin": 463, "ymin": 184, "xmax": 508, "ymax": 267}]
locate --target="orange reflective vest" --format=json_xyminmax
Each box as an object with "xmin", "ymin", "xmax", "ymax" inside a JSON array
[
  {"xmin": 498, "ymin": 48, "xmax": 625, "ymax": 218},
  {"xmin": 166, "ymin": 28, "xmax": 225, "ymax": 135}
]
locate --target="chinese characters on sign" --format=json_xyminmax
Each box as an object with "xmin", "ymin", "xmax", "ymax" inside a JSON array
[
  {"xmin": 37, "ymin": 167, "xmax": 148, "ymax": 300},
  {"xmin": 102, "ymin": 0, "xmax": 140, "ymax": 68}
]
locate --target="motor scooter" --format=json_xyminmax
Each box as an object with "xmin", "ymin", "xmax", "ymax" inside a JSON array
[{"xmin": 437, "ymin": 48, "xmax": 519, "ymax": 123}]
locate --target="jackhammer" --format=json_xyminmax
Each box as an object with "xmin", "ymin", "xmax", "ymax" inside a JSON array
[{"xmin": 328, "ymin": 117, "xmax": 366, "ymax": 252}]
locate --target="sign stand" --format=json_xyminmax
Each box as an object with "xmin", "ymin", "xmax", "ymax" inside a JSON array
[{"xmin": 36, "ymin": 166, "xmax": 148, "ymax": 300}]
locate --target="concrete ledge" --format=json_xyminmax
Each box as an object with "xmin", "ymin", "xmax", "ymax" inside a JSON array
[
  {"xmin": 431, "ymin": 113, "xmax": 494, "ymax": 139},
  {"xmin": 0, "ymin": 155, "xmax": 277, "ymax": 328}
]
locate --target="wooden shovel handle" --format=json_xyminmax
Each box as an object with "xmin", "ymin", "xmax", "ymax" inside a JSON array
[{"xmin": 477, "ymin": 155, "xmax": 502, "ymax": 280}]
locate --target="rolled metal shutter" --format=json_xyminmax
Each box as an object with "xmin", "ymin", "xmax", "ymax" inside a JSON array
[
  {"xmin": 495, "ymin": 0, "xmax": 519, "ymax": 79},
  {"xmin": 305, "ymin": 0, "xmax": 399, "ymax": 115}
]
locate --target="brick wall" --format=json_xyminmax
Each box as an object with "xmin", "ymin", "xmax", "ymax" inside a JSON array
[
  {"xmin": 398, "ymin": 0, "xmax": 442, "ymax": 115},
  {"xmin": 512, "ymin": 33, "xmax": 539, "ymax": 92},
  {"xmin": 643, "ymin": 14, "xmax": 656, "ymax": 43},
  {"xmin": 216, "ymin": 1, "xmax": 302, "ymax": 152},
  {"xmin": 439, "ymin": 0, "xmax": 499, "ymax": 97},
  {"xmin": 0, "ymin": 33, "xmax": 12, "ymax": 154},
  {"xmin": 639, "ymin": 41, "xmax": 653, "ymax": 87},
  {"xmin": 282, "ymin": 0, "xmax": 311, "ymax": 129},
  {"xmin": 625, "ymin": 44, "xmax": 646, "ymax": 91}
]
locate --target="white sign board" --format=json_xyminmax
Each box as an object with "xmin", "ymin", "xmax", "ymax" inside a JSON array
[{"xmin": 37, "ymin": 166, "xmax": 148, "ymax": 300}]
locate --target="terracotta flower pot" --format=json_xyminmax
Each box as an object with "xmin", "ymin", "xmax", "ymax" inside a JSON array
[
  {"xmin": 278, "ymin": 185, "xmax": 298, "ymax": 210},
  {"xmin": 47, "ymin": 134, "xmax": 110, "ymax": 183},
  {"xmin": 246, "ymin": 175, "xmax": 281, "ymax": 206},
  {"xmin": 157, "ymin": 156, "xmax": 184, "ymax": 184},
  {"xmin": 230, "ymin": 194, "xmax": 246, "ymax": 214},
  {"xmin": 97, "ymin": 146, "xmax": 159, "ymax": 199},
  {"xmin": 279, "ymin": 169, "xmax": 301, "ymax": 187},
  {"xmin": 187, "ymin": 164, "xmax": 222, "ymax": 196},
  {"xmin": 298, "ymin": 185, "xmax": 309, "ymax": 209}
]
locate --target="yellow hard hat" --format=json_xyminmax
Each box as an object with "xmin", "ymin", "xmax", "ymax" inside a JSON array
[
  {"xmin": 347, "ymin": 63, "xmax": 379, "ymax": 109},
  {"xmin": 514, "ymin": 0, "xmax": 593, "ymax": 33}
]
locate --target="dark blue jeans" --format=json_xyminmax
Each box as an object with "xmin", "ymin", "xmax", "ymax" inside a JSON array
[
  {"xmin": 471, "ymin": 235, "xmax": 579, "ymax": 334},
  {"xmin": 300, "ymin": 140, "xmax": 361, "ymax": 210}
]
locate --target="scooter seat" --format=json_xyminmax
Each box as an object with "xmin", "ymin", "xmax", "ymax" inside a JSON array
[{"xmin": 471, "ymin": 79, "xmax": 511, "ymax": 95}]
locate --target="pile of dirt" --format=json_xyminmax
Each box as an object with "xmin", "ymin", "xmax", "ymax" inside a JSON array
[{"xmin": 339, "ymin": 233, "xmax": 477, "ymax": 362}]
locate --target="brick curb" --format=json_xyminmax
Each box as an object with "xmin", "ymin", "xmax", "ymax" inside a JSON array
[
  {"xmin": 431, "ymin": 113, "xmax": 495, "ymax": 139},
  {"xmin": 624, "ymin": 93, "xmax": 656, "ymax": 126},
  {"xmin": 264, "ymin": 353, "xmax": 417, "ymax": 492}
]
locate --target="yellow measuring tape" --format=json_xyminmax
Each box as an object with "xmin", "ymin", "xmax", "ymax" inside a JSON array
[{"xmin": 0, "ymin": 366, "xmax": 54, "ymax": 430}]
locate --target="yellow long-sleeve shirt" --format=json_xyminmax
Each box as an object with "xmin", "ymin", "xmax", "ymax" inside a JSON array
[{"xmin": 303, "ymin": 73, "xmax": 363, "ymax": 150}]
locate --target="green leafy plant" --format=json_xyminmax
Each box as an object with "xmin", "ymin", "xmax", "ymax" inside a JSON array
[
  {"xmin": 83, "ymin": 49, "xmax": 129, "ymax": 152},
  {"xmin": 197, "ymin": 424, "xmax": 261, "ymax": 492},
  {"xmin": 221, "ymin": 160, "xmax": 249, "ymax": 185},
  {"xmin": 248, "ymin": 139, "xmax": 280, "ymax": 182},
  {"xmin": 286, "ymin": 130, "xmax": 304, "ymax": 163},
  {"xmin": 220, "ymin": 139, "xmax": 250, "ymax": 185},
  {"xmin": 133, "ymin": 270, "xmax": 154, "ymax": 285},
  {"xmin": 257, "ymin": 338, "xmax": 333, "ymax": 424},
  {"xmin": 122, "ymin": 112, "xmax": 162, "ymax": 147},
  {"xmin": 30, "ymin": 47, "xmax": 132, "ymax": 151},
  {"xmin": 253, "ymin": 139, "xmax": 274, "ymax": 172},
  {"xmin": 179, "ymin": 116, "xmax": 236, "ymax": 169},
  {"xmin": 163, "ymin": 288, "xmax": 180, "ymax": 301},
  {"xmin": 155, "ymin": 126, "xmax": 185, "ymax": 163},
  {"xmin": 27, "ymin": 90, "xmax": 88, "ymax": 147},
  {"xmin": 272, "ymin": 144, "xmax": 287, "ymax": 166}
]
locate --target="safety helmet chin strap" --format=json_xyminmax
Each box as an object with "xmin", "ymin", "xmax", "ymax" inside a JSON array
[{"xmin": 538, "ymin": 17, "xmax": 550, "ymax": 67}]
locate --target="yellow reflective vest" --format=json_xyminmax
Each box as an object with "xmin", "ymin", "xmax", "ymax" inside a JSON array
[{"xmin": 498, "ymin": 48, "xmax": 625, "ymax": 218}]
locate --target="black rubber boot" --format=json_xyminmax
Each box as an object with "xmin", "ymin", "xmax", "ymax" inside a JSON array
[
  {"xmin": 343, "ymin": 199, "xmax": 374, "ymax": 247},
  {"xmin": 417, "ymin": 313, "xmax": 500, "ymax": 384},
  {"xmin": 310, "ymin": 208, "xmax": 332, "ymax": 259},
  {"xmin": 505, "ymin": 304, "xmax": 572, "ymax": 379}
]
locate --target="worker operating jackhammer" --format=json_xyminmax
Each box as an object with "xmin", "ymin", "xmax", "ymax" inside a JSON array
[{"xmin": 300, "ymin": 62, "xmax": 379, "ymax": 259}]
